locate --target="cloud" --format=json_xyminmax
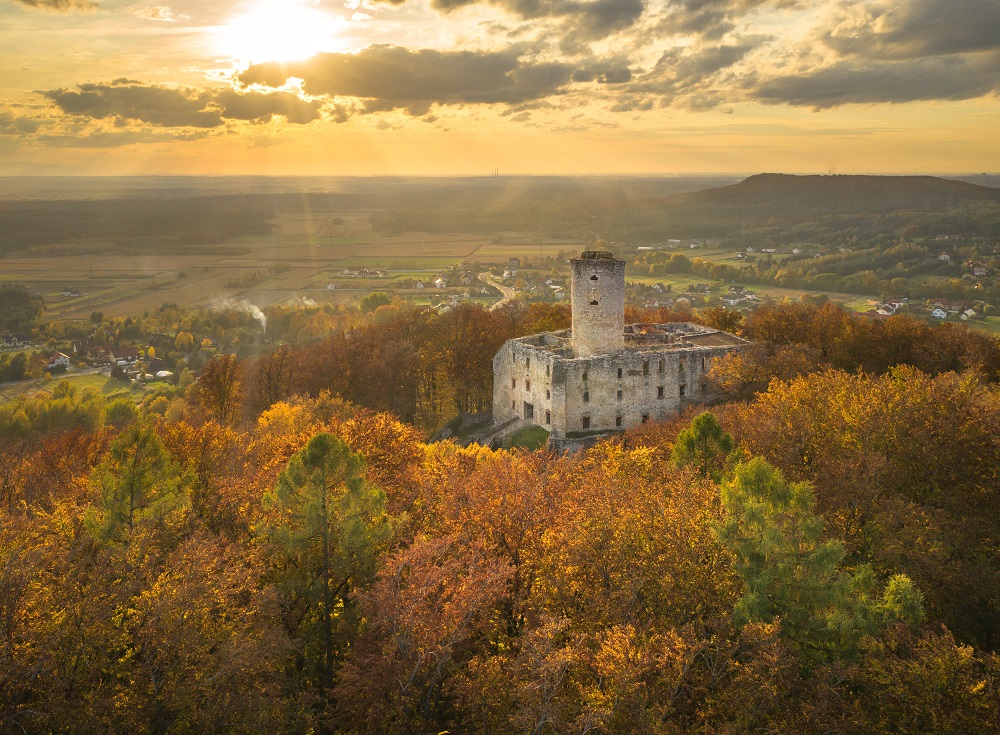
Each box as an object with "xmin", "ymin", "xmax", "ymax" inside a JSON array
[
  {"xmin": 0, "ymin": 111, "xmax": 44, "ymax": 136},
  {"xmin": 41, "ymin": 80, "xmax": 325, "ymax": 128},
  {"xmin": 384, "ymin": 0, "xmax": 648, "ymax": 47},
  {"xmin": 35, "ymin": 129, "xmax": 211, "ymax": 147},
  {"xmin": 238, "ymin": 45, "xmax": 577, "ymax": 113},
  {"xmin": 43, "ymin": 80, "xmax": 221, "ymax": 128},
  {"xmin": 213, "ymin": 89, "xmax": 323, "ymax": 124},
  {"xmin": 820, "ymin": 0, "xmax": 1000, "ymax": 59},
  {"xmin": 623, "ymin": 38, "xmax": 763, "ymax": 108},
  {"xmin": 10, "ymin": 0, "xmax": 99, "ymax": 11},
  {"xmin": 127, "ymin": 4, "xmax": 177, "ymax": 21},
  {"xmin": 749, "ymin": 54, "xmax": 1000, "ymax": 108}
]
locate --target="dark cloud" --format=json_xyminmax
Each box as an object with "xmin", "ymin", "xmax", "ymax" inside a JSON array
[
  {"xmin": 238, "ymin": 46, "xmax": 577, "ymax": 112},
  {"xmin": 750, "ymin": 55, "xmax": 1000, "ymax": 108},
  {"xmin": 648, "ymin": 0, "xmax": 796, "ymax": 42},
  {"xmin": 0, "ymin": 111, "xmax": 44, "ymax": 135},
  {"xmin": 626, "ymin": 39, "xmax": 762, "ymax": 107},
  {"xmin": 43, "ymin": 81, "xmax": 221, "ymax": 128},
  {"xmin": 10, "ymin": 0, "xmax": 99, "ymax": 11},
  {"xmin": 41, "ymin": 81, "xmax": 324, "ymax": 128},
  {"xmin": 572, "ymin": 58, "xmax": 633, "ymax": 83},
  {"xmin": 385, "ymin": 0, "xmax": 647, "ymax": 45},
  {"xmin": 212, "ymin": 89, "xmax": 322, "ymax": 125},
  {"xmin": 821, "ymin": 0, "xmax": 1000, "ymax": 59}
]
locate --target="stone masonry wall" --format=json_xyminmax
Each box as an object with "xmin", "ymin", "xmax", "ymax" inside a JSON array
[
  {"xmin": 493, "ymin": 337, "xmax": 736, "ymax": 439},
  {"xmin": 571, "ymin": 255, "xmax": 625, "ymax": 358}
]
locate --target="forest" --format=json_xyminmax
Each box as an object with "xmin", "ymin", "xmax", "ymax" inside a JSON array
[{"xmin": 2, "ymin": 300, "xmax": 1000, "ymax": 734}]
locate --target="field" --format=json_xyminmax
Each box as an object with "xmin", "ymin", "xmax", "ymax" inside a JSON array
[
  {"xmin": 2, "ymin": 211, "xmax": 512, "ymax": 319},
  {"xmin": 0, "ymin": 371, "xmax": 132, "ymax": 403}
]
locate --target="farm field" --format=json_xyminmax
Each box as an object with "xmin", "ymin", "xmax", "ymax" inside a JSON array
[{"xmin": 3, "ymin": 210, "xmax": 513, "ymax": 318}]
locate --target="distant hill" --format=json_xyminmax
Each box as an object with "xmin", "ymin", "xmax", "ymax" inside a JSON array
[{"xmin": 674, "ymin": 173, "xmax": 1000, "ymax": 218}]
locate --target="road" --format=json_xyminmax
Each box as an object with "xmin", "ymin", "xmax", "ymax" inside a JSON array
[{"xmin": 479, "ymin": 272, "xmax": 517, "ymax": 311}]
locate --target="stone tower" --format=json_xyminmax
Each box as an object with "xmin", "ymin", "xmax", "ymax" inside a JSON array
[{"xmin": 570, "ymin": 250, "xmax": 625, "ymax": 358}]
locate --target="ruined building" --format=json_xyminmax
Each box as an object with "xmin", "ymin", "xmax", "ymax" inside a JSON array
[{"xmin": 492, "ymin": 250, "xmax": 748, "ymax": 450}]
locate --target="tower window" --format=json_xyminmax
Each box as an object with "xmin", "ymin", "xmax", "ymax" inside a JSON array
[
  {"xmin": 616, "ymin": 416, "xmax": 623, "ymax": 428},
  {"xmin": 678, "ymin": 360, "xmax": 685, "ymax": 373},
  {"xmin": 590, "ymin": 300, "xmax": 599, "ymax": 306},
  {"xmin": 582, "ymin": 370, "xmax": 588, "ymax": 381},
  {"xmin": 617, "ymin": 367, "xmax": 623, "ymax": 379},
  {"xmin": 590, "ymin": 275, "xmax": 598, "ymax": 281},
  {"xmin": 641, "ymin": 413, "xmax": 649, "ymax": 423},
  {"xmin": 583, "ymin": 391, "xmax": 589, "ymax": 403},
  {"xmin": 526, "ymin": 380, "xmax": 531, "ymax": 391},
  {"xmin": 680, "ymin": 385, "xmax": 686, "ymax": 397},
  {"xmin": 617, "ymin": 389, "xmax": 623, "ymax": 401},
  {"xmin": 512, "ymin": 378, "xmax": 516, "ymax": 389},
  {"xmin": 657, "ymin": 386, "xmax": 664, "ymax": 399},
  {"xmin": 582, "ymin": 416, "xmax": 591, "ymax": 430},
  {"xmin": 643, "ymin": 361, "xmax": 649, "ymax": 375},
  {"xmin": 702, "ymin": 357, "xmax": 706, "ymax": 371},
  {"xmin": 659, "ymin": 359, "xmax": 665, "ymax": 374},
  {"xmin": 545, "ymin": 410, "xmax": 551, "ymax": 424},
  {"xmin": 512, "ymin": 401, "xmax": 515, "ymax": 410},
  {"xmin": 546, "ymin": 389, "xmax": 551, "ymax": 399},
  {"xmin": 546, "ymin": 364, "xmax": 550, "ymax": 376},
  {"xmin": 526, "ymin": 358, "xmax": 530, "ymax": 369}
]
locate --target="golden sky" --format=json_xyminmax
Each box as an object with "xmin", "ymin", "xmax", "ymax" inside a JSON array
[{"xmin": 1, "ymin": 0, "xmax": 998, "ymax": 175}]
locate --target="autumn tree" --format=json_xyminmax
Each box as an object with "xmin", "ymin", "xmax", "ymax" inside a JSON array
[{"xmin": 192, "ymin": 353, "xmax": 243, "ymax": 425}]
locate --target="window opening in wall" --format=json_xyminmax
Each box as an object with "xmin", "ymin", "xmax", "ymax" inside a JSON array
[
  {"xmin": 679, "ymin": 360, "xmax": 685, "ymax": 373},
  {"xmin": 512, "ymin": 378, "xmax": 516, "ymax": 389},
  {"xmin": 512, "ymin": 401, "xmax": 515, "ymax": 410},
  {"xmin": 590, "ymin": 275, "xmax": 599, "ymax": 281},
  {"xmin": 582, "ymin": 370, "xmax": 588, "ymax": 381},
  {"xmin": 701, "ymin": 357, "xmax": 706, "ymax": 371},
  {"xmin": 526, "ymin": 357, "xmax": 530, "ymax": 369},
  {"xmin": 657, "ymin": 386, "xmax": 664, "ymax": 399},
  {"xmin": 616, "ymin": 416, "xmax": 623, "ymax": 428},
  {"xmin": 590, "ymin": 300, "xmax": 599, "ymax": 305},
  {"xmin": 617, "ymin": 389, "xmax": 623, "ymax": 400},
  {"xmin": 583, "ymin": 391, "xmax": 589, "ymax": 403},
  {"xmin": 582, "ymin": 416, "xmax": 591, "ymax": 430},
  {"xmin": 546, "ymin": 364, "xmax": 550, "ymax": 376},
  {"xmin": 659, "ymin": 359, "xmax": 665, "ymax": 374},
  {"xmin": 680, "ymin": 385, "xmax": 686, "ymax": 397},
  {"xmin": 700, "ymin": 382, "xmax": 706, "ymax": 393},
  {"xmin": 526, "ymin": 380, "xmax": 531, "ymax": 391},
  {"xmin": 643, "ymin": 361, "xmax": 649, "ymax": 375},
  {"xmin": 641, "ymin": 413, "xmax": 649, "ymax": 423},
  {"xmin": 545, "ymin": 410, "xmax": 551, "ymax": 424},
  {"xmin": 524, "ymin": 402, "xmax": 534, "ymax": 419},
  {"xmin": 546, "ymin": 389, "xmax": 551, "ymax": 399},
  {"xmin": 617, "ymin": 367, "xmax": 623, "ymax": 378}
]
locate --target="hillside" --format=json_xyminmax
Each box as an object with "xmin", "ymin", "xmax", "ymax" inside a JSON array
[{"xmin": 675, "ymin": 173, "xmax": 1000, "ymax": 218}]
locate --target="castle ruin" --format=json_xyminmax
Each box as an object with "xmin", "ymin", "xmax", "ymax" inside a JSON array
[{"xmin": 492, "ymin": 251, "xmax": 748, "ymax": 450}]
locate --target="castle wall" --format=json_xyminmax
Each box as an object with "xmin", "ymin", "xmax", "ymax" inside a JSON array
[
  {"xmin": 555, "ymin": 346, "xmax": 733, "ymax": 436},
  {"xmin": 571, "ymin": 254, "xmax": 625, "ymax": 358},
  {"xmin": 492, "ymin": 336, "xmax": 737, "ymax": 440},
  {"xmin": 492, "ymin": 341, "xmax": 562, "ymax": 433}
]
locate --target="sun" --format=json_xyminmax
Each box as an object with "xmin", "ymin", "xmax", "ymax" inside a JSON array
[{"xmin": 216, "ymin": 0, "xmax": 346, "ymax": 65}]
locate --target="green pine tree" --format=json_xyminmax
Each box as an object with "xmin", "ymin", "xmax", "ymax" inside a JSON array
[{"xmin": 717, "ymin": 457, "xmax": 923, "ymax": 659}]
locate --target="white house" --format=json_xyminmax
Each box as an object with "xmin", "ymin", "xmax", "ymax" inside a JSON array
[
  {"xmin": 931, "ymin": 308, "xmax": 947, "ymax": 319},
  {"xmin": 47, "ymin": 352, "xmax": 71, "ymax": 369}
]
